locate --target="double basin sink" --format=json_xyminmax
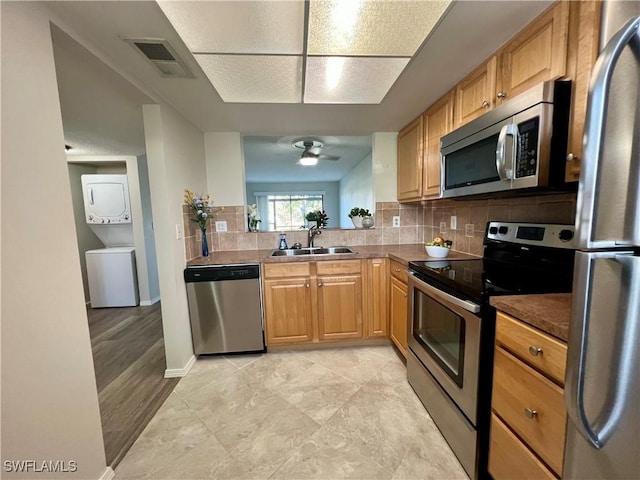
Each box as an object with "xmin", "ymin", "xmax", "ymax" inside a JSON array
[{"xmin": 271, "ymin": 247, "xmax": 355, "ymax": 257}]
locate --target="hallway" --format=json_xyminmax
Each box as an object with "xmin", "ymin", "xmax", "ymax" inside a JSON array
[{"xmin": 88, "ymin": 303, "xmax": 178, "ymax": 467}]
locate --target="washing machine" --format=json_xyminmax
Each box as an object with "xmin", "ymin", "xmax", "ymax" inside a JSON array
[{"xmin": 86, "ymin": 247, "xmax": 139, "ymax": 308}]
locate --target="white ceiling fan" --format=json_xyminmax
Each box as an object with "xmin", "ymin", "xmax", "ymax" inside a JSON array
[{"xmin": 293, "ymin": 139, "xmax": 341, "ymax": 166}]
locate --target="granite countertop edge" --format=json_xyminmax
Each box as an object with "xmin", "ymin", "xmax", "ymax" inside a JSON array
[
  {"xmin": 186, "ymin": 244, "xmax": 479, "ymax": 267},
  {"xmin": 490, "ymin": 293, "xmax": 572, "ymax": 342}
]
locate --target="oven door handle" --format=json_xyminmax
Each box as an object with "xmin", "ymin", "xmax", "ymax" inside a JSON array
[{"xmin": 410, "ymin": 272, "xmax": 481, "ymax": 314}]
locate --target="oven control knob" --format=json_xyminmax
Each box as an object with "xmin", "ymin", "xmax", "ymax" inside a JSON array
[
  {"xmin": 559, "ymin": 229, "xmax": 574, "ymax": 241},
  {"xmin": 498, "ymin": 226, "xmax": 508, "ymax": 235},
  {"xmin": 489, "ymin": 226, "xmax": 498, "ymax": 235}
]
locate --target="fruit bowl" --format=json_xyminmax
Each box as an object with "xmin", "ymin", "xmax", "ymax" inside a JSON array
[{"xmin": 425, "ymin": 245, "xmax": 450, "ymax": 258}]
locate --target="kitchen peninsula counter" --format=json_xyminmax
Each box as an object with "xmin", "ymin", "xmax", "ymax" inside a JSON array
[
  {"xmin": 490, "ymin": 293, "xmax": 572, "ymax": 342},
  {"xmin": 186, "ymin": 243, "xmax": 478, "ymax": 267}
]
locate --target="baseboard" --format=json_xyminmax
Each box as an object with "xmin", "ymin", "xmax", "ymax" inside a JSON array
[
  {"xmin": 164, "ymin": 355, "xmax": 196, "ymax": 378},
  {"xmin": 99, "ymin": 467, "xmax": 115, "ymax": 480},
  {"xmin": 139, "ymin": 296, "xmax": 160, "ymax": 306}
]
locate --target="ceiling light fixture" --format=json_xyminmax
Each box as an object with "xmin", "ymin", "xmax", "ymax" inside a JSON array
[
  {"xmin": 331, "ymin": 0, "xmax": 362, "ymax": 49},
  {"xmin": 298, "ymin": 156, "xmax": 319, "ymax": 166}
]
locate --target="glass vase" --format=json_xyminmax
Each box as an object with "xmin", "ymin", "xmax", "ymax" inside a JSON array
[{"xmin": 201, "ymin": 228, "xmax": 209, "ymax": 257}]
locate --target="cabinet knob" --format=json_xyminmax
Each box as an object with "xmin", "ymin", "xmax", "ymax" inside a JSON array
[
  {"xmin": 305, "ymin": 283, "xmax": 309, "ymax": 288},
  {"xmin": 404, "ymin": 293, "xmax": 407, "ymax": 298},
  {"xmin": 566, "ymin": 152, "xmax": 578, "ymax": 162},
  {"xmin": 524, "ymin": 408, "xmax": 538, "ymax": 419},
  {"xmin": 497, "ymin": 91, "xmax": 507, "ymax": 99},
  {"xmin": 395, "ymin": 268, "xmax": 401, "ymax": 272},
  {"xmin": 528, "ymin": 346, "xmax": 543, "ymax": 356},
  {"xmin": 481, "ymin": 100, "xmax": 490, "ymax": 108},
  {"xmin": 318, "ymin": 282, "xmax": 323, "ymax": 287}
]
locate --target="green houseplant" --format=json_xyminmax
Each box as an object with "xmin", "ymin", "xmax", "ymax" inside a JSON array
[
  {"xmin": 305, "ymin": 210, "xmax": 329, "ymax": 228},
  {"xmin": 348, "ymin": 207, "xmax": 372, "ymax": 229}
]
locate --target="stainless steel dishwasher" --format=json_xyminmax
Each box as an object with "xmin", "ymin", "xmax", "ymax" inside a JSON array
[{"xmin": 184, "ymin": 264, "xmax": 265, "ymax": 354}]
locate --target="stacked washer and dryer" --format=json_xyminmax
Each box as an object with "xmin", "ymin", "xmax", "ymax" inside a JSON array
[{"xmin": 81, "ymin": 174, "xmax": 139, "ymax": 308}]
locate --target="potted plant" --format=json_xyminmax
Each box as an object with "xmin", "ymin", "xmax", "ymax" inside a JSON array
[
  {"xmin": 348, "ymin": 207, "xmax": 372, "ymax": 229},
  {"xmin": 305, "ymin": 210, "xmax": 329, "ymax": 228}
]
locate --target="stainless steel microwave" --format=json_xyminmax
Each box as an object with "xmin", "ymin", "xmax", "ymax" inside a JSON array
[{"xmin": 440, "ymin": 80, "xmax": 571, "ymax": 198}]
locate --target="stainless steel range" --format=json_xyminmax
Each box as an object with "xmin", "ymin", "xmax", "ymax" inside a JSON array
[{"xmin": 407, "ymin": 222, "xmax": 577, "ymax": 479}]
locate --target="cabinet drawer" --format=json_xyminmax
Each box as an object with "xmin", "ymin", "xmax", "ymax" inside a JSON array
[
  {"xmin": 316, "ymin": 260, "xmax": 361, "ymax": 275},
  {"xmin": 489, "ymin": 413, "xmax": 557, "ymax": 480},
  {"xmin": 496, "ymin": 311, "xmax": 567, "ymax": 385},
  {"xmin": 264, "ymin": 262, "xmax": 311, "ymax": 279},
  {"xmin": 492, "ymin": 347, "xmax": 566, "ymax": 476},
  {"xmin": 389, "ymin": 260, "xmax": 408, "ymax": 284}
]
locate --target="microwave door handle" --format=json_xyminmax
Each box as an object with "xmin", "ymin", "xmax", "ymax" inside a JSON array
[
  {"xmin": 577, "ymin": 16, "xmax": 640, "ymax": 248},
  {"xmin": 496, "ymin": 124, "xmax": 518, "ymax": 181}
]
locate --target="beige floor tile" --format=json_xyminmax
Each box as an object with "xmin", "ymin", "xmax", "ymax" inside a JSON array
[
  {"xmin": 114, "ymin": 394, "xmax": 213, "ymax": 479},
  {"xmin": 239, "ymin": 350, "xmax": 316, "ymax": 389},
  {"xmin": 323, "ymin": 379, "xmax": 437, "ymax": 472},
  {"xmin": 392, "ymin": 431, "xmax": 469, "ymax": 480},
  {"xmin": 301, "ymin": 346, "xmax": 392, "ymax": 385},
  {"xmin": 141, "ymin": 435, "xmax": 247, "ymax": 480},
  {"xmin": 275, "ymin": 363, "xmax": 361, "ymax": 423},
  {"xmin": 224, "ymin": 352, "xmax": 263, "ymax": 369},
  {"xmin": 271, "ymin": 427, "xmax": 394, "ymax": 480},
  {"xmin": 173, "ymin": 356, "xmax": 239, "ymax": 398}
]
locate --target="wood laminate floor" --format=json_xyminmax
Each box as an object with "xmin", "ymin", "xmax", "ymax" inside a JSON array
[{"xmin": 88, "ymin": 303, "xmax": 179, "ymax": 468}]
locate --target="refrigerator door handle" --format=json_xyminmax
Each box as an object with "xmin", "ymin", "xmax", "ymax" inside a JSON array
[
  {"xmin": 565, "ymin": 251, "xmax": 638, "ymax": 449},
  {"xmin": 576, "ymin": 16, "xmax": 640, "ymax": 249}
]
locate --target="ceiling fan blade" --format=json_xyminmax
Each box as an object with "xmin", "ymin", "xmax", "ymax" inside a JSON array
[
  {"xmin": 318, "ymin": 154, "xmax": 340, "ymax": 161},
  {"xmin": 308, "ymin": 146, "xmax": 322, "ymax": 155},
  {"xmin": 301, "ymin": 150, "xmax": 319, "ymax": 159}
]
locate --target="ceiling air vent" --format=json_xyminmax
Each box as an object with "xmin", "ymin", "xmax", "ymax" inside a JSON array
[{"xmin": 121, "ymin": 37, "xmax": 194, "ymax": 79}]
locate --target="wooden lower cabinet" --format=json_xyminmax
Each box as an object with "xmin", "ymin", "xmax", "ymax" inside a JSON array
[
  {"xmin": 489, "ymin": 413, "xmax": 557, "ymax": 480},
  {"xmin": 490, "ymin": 309, "xmax": 568, "ymax": 479},
  {"xmin": 263, "ymin": 260, "xmax": 368, "ymax": 346},
  {"xmin": 263, "ymin": 277, "xmax": 313, "ymax": 345},
  {"xmin": 389, "ymin": 275, "xmax": 408, "ymax": 357},
  {"xmin": 364, "ymin": 258, "xmax": 388, "ymax": 338},
  {"xmin": 317, "ymin": 274, "xmax": 363, "ymax": 341}
]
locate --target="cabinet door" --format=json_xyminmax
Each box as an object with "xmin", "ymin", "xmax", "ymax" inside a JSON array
[
  {"xmin": 263, "ymin": 278, "xmax": 313, "ymax": 345},
  {"xmin": 365, "ymin": 259, "xmax": 388, "ymax": 338},
  {"xmin": 389, "ymin": 276, "xmax": 408, "ymax": 357},
  {"xmin": 423, "ymin": 91, "xmax": 454, "ymax": 199},
  {"xmin": 455, "ymin": 56, "xmax": 498, "ymax": 127},
  {"xmin": 397, "ymin": 116, "xmax": 424, "ymax": 202},
  {"xmin": 564, "ymin": 0, "xmax": 601, "ymax": 182},
  {"xmin": 317, "ymin": 274, "xmax": 363, "ymax": 341},
  {"xmin": 497, "ymin": 1, "xmax": 570, "ymax": 102}
]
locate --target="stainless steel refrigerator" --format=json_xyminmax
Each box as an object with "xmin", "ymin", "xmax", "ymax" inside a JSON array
[{"xmin": 564, "ymin": 2, "xmax": 640, "ymax": 479}]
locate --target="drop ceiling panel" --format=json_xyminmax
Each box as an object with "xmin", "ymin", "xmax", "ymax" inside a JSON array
[
  {"xmin": 195, "ymin": 55, "xmax": 302, "ymax": 103},
  {"xmin": 157, "ymin": 1, "xmax": 305, "ymax": 54},
  {"xmin": 307, "ymin": 0, "xmax": 451, "ymax": 56},
  {"xmin": 304, "ymin": 57, "xmax": 410, "ymax": 104}
]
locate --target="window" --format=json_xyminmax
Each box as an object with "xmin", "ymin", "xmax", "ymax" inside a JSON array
[{"xmin": 255, "ymin": 193, "xmax": 324, "ymax": 231}]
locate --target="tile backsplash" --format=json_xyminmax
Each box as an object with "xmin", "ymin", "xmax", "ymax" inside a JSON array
[{"xmin": 184, "ymin": 193, "xmax": 577, "ymax": 261}]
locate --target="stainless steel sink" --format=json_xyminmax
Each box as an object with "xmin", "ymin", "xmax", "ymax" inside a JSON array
[{"xmin": 271, "ymin": 247, "xmax": 354, "ymax": 257}]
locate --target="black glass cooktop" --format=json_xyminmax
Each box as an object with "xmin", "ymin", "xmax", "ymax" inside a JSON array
[{"xmin": 409, "ymin": 259, "xmax": 485, "ymax": 302}]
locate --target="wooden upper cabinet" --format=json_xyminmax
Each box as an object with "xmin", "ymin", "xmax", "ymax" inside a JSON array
[
  {"xmin": 423, "ymin": 90, "xmax": 455, "ymax": 199},
  {"xmin": 397, "ymin": 116, "xmax": 424, "ymax": 202},
  {"xmin": 564, "ymin": 0, "xmax": 602, "ymax": 182},
  {"xmin": 455, "ymin": 56, "xmax": 498, "ymax": 127},
  {"xmin": 496, "ymin": 1, "xmax": 570, "ymax": 103}
]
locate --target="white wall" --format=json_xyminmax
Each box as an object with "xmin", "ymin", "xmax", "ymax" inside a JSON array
[
  {"xmin": 246, "ymin": 181, "xmax": 340, "ymax": 229},
  {"xmin": 137, "ymin": 155, "xmax": 160, "ymax": 303},
  {"xmin": 68, "ymin": 163, "xmax": 105, "ymax": 302},
  {"xmin": 372, "ymin": 132, "xmax": 398, "ymax": 202},
  {"xmin": 338, "ymin": 153, "xmax": 374, "ymax": 228},
  {"xmin": 1, "ymin": 2, "xmax": 107, "ymax": 478},
  {"xmin": 143, "ymin": 104, "xmax": 206, "ymax": 373},
  {"xmin": 205, "ymin": 132, "xmax": 246, "ymax": 206}
]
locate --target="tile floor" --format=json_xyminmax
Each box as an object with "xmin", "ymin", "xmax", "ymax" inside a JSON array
[{"xmin": 115, "ymin": 346, "xmax": 468, "ymax": 480}]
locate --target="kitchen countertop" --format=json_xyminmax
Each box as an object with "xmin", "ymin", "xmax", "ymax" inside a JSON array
[
  {"xmin": 186, "ymin": 243, "xmax": 479, "ymax": 267},
  {"xmin": 490, "ymin": 293, "xmax": 572, "ymax": 342}
]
